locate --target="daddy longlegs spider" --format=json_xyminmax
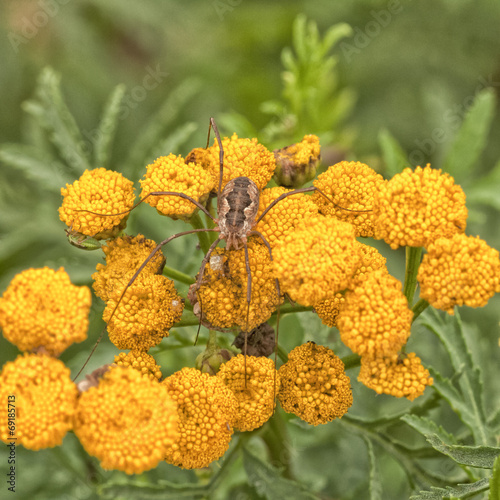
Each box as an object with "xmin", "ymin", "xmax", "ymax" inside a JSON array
[{"xmin": 74, "ymin": 118, "xmax": 372, "ymax": 404}]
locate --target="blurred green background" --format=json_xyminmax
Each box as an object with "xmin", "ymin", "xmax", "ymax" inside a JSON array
[{"xmin": 1, "ymin": 1, "xmax": 500, "ymax": 499}]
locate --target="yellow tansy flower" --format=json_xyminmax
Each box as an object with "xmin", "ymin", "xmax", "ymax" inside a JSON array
[
  {"xmin": 140, "ymin": 153, "xmax": 214, "ymax": 219},
  {"xmin": 273, "ymin": 217, "xmax": 360, "ymax": 306},
  {"xmin": 0, "ymin": 267, "xmax": 91, "ymax": 356},
  {"xmin": 205, "ymin": 133, "xmax": 276, "ymax": 190},
  {"xmin": 192, "ymin": 239, "xmax": 281, "ymax": 331},
  {"xmin": 114, "ymin": 351, "xmax": 162, "ymax": 381},
  {"xmin": 337, "ymin": 270, "xmax": 412, "ymax": 357},
  {"xmin": 417, "ymin": 234, "xmax": 500, "ymax": 314},
  {"xmin": 312, "ymin": 161, "xmax": 384, "ymax": 237},
  {"xmin": 74, "ymin": 366, "xmax": 178, "ymax": 474},
  {"xmin": 373, "ymin": 164, "xmax": 468, "ymax": 249},
  {"xmin": 162, "ymin": 367, "xmax": 238, "ymax": 469},
  {"xmin": 273, "ymin": 134, "xmax": 321, "ymax": 188},
  {"xmin": 0, "ymin": 354, "xmax": 78, "ymax": 450},
  {"xmin": 104, "ymin": 274, "xmax": 184, "ymax": 350},
  {"xmin": 358, "ymin": 352, "xmax": 433, "ymax": 401},
  {"xmin": 92, "ymin": 234, "xmax": 165, "ymax": 303},
  {"xmin": 217, "ymin": 354, "xmax": 279, "ymax": 431},
  {"xmin": 255, "ymin": 186, "xmax": 319, "ymax": 248},
  {"xmin": 278, "ymin": 342, "xmax": 353, "ymax": 425},
  {"xmin": 59, "ymin": 168, "xmax": 135, "ymax": 238}
]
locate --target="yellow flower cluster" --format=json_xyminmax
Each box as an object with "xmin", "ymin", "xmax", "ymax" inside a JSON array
[
  {"xmin": 193, "ymin": 239, "xmax": 281, "ymax": 331},
  {"xmin": 114, "ymin": 351, "xmax": 162, "ymax": 381},
  {"xmin": 278, "ymin": 342, "xmax": 353, "ymax": 425},
  {"xmin": 273, "ymin": 134, "xmax": 321, "ymax": 188},
  {"xmin": 140, "ymin": 154, "xmax": 214, "ymax": 219},
  {"xmin": 313, "ymin": 161, "xmax": 384, "ymax": 237},
  {"xmin": 104, "ymin": 274, "xmax": 184, "ymax": 350},
  {"xmin": 417, "ymin": 234, "xmax": 500, "ymax": 314},
  {"xmin": 273, "ymin": 217, "xmax": 360, "ymax": 306},
  {"xmin": 92, "ymin": 234, "xmax": 165, "ymax": 302},
  {"xmin": 337, "ymin": 270, "xmax": 412, "ymax": 358},
  {"xmin": 74, "ymin": 367, "xmax": 178, "ymax": 474},
  {"xmin": 314, "ymin": 243, "xmax": 388, "ymax": 327},
  {"xmin": 0, "ymin": 267, "xmax": 91, "ymax": 356},
  {"xmin": 205, "ymin": 133, "xmax": 276, "ymax": 190},
  {"xmin": 358, "ymin": 353, "xmax": 433, "ymax": 401},
  {"xmin": 162, "ymin": 367, "xmax": 237, "ymax": 469},
  {"xmin": 217, "ymin": 354, "xmax": 279, "ymax": 431},
  {"xmin": 59, "ymin": 168, "xmax": 135, "ymax": 238},
  {"xmin": 0, "ymin": 354, "xmax": 77, "ymax": 450},
  {"xmin": 255, "ymin": 186, "xmax": 319, "ymax": 248},
  {"xmin": 373, "ymin": 164, "xmax": 467, "ymax": 249}
]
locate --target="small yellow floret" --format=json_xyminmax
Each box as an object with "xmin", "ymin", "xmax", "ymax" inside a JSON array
[
  {"xmin": 417, "ymin": 234, "xmax": 500, "ymax": 314},
  {"xmin": 312, "ymin": 161, "xmax": 384, "ymax": 237},
  {"xmin": 255, "ymin": 187, "xmax": 319, "ymax": 248},
  {"xmin": 358, "ymin": 352, "xmax": 433, "ymax": 401},
  {"xmin": 278, "ymin": 342, "xmax": 353, "ymax": 425},
  {"xmin": 92, "ymin": 234, "xmax": 165, "ymax": 302},
  {"xmin": 273, "ymin": 217, "xmax": 360, "ymax": 306},
  {"xmin": 162, "ymin": 367, "xmax": 238, "ymax": 469},
  {"xmin": 114, "ymin": 351, "xmax": 162, "ymax": 381},
  {"xmin": 0, "ymin": 267, "xmax": 90, "ymax": 355},
  {"xmin": 140, "ymin": 154, "xmax": 214, "ymax": 219},
  {"xmin": 73, "ymin": 367, "xmax": 178, "ymax": 474},
  {"xmin": 0, "ymin": 353, "xmax": 77, "ymax": 450},
  {"xmin": 59, "ymin": 168, "xmax": 135, "ymax": 238},
  {"xmin": 104, "ymin": 274, "xmax": 184, "ymax": 350},
  {"xmin": 337, "ymin": 270, "xmax": 412, "ymax": 357},
  {"xmin": 217, "ymin": 355, "xmax": 279, "ymax": 431},
  {"xmin": 373, "ymin": 164, "xmax": 467, "ymax": 249}
]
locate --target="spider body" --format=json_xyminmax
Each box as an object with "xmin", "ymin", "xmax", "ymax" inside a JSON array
[{"xmin": 217, "ymin": 176, "xmax": 260, "ymax": 251}]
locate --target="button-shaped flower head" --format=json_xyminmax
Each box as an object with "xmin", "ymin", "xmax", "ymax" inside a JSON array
[
  {"xmin": 92, "ymin": 234, "xmax": 165, "ymax": 303},
  {"xmin": 217, "ymin": 354, "xmax": 279, "ymax": 431},
  {"xmin": 278, "ymin": 342, "xmax": 353, "ymax": 425},
  {"xmin": 140, "ymin": 154, "xmax": 215, "ymax": 220},
  {"xmin": 417, "ymin": 234, "xmax": 500, "ymax": 314},
  {"xmin": 114, "ymin": 351, "xmax": 162, "ymax": 381},
  {"xmin": 273, "ymin": 217, "xmax": 360, "ymax": 306},
  {"xmin": 312, "ymin": 161, "xmax": 384, "ymax": 237},
  {"xmin": 337, "ymin": 270, "xmax": 412, "ymax": 358},
  {"xmin": 162, "ymin": 367, "xmax": 238, "ymax": 469},
  {"xmin": 104, "ymin": 274, "xmax": 184, "ymax": 350},
  {"xmin": 0, "ymin": 354, "xmax": 78, "ymax": 450},
  {"xmin": 358, "ymin": 353, "xmax": 433, "ymax": 401},
  {"xmin": 373, "ymin": 164, "xmax": 467, "ymax": 249},
  {"xmin": 59, "ymin": 168, "xmax": 135, "ymax": 238},
  {"xmin": 0, "ymin": 267, "xmax": 91, "ymax": 356},
  {"xmin": 73, "ymin": 366, "xmax": 178, "ymax": 474}
]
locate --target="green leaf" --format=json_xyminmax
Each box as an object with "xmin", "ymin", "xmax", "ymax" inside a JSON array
[
  {"xmin": 441, "ymin": 88, "xmax": 496, "ymax": 182},
  {"xmin": 402, "ymin": 415, "xmax": 457, "ymax": 446},
  {"xmin": 149, "ymin": 122, "xmax": 198, "ymax": 163},
  {"xmin": 25, "ymin": 67, "xmax": 91, "ymax": 174},
  {"xmin": 100, "ymin": 479, "xmax": 207, "ymax": 500},
  {"xmin": 93, "ymin": 84, "xmax": 126, "ymax": 168},
  {"xmin": 410, "ymin": 478, "xmax": 490, "ymax": 500},
  {"xmin": 0, "ymin": 143, "xmax": 74, "ymax": 191},
  {"xmin": 363, "ymin": 437, "xmax": 383, "ymax": 500},
  {"xmin": 378, "ymin": 128, "xmax": 409, "ymax": 177},
  {"xmin": 243, "ymin": 447, "xmax": 321, "ymax": 500},
  {"xmin": 465, "ymin": 158, "xmax": 500, "ymax": 211},
  {"xmin": 419, "ymin": 309, "xmax": 490, "ymax": 445},
  {"xmin": 490, "ymin": 454, "xmax": 500, "ymax": 500}
]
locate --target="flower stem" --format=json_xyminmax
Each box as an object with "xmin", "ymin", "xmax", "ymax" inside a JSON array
[
  {"xmin": 189, "ymin": 212, "xmax": 210, "ymax": 254},
  {"xmin": 403, "ymin": 246, "xmax": 423, "ymax": 306},
  {"xmin": 163, "ymin": 265, "xmax": 195, "ymax": 285},
  {"xmin": 412, "ymin": 298, "xmax": 430, "ymax": 322}
]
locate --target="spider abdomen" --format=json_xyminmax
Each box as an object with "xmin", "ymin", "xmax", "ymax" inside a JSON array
[{"xmin": 218, "ymin": 177, "xmax": 260, "ymax": 250}]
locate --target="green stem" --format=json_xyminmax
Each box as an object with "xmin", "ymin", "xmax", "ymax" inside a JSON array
[
  {"xmin": 412, "ymin": 298, "xmax": 430, "ymax": 323},
  {"xmin": 342, "ymin": 353, "xmax": 361, "ymax": 370},
  {"xmin": 188, "ymin": 212, "xmax": 210, "ymax": 254},
  {"xmin": 403, "ymin": 246, "xmax": 423, "ymax": 306},
  {"xmin": 163, "ymin": 265, "xmax": 195, "ymax": 285}
]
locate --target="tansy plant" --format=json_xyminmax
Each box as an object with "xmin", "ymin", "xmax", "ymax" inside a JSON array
[{"xmin": 1, "ymin": 26, "xmax": 500, "ymax": 500}]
